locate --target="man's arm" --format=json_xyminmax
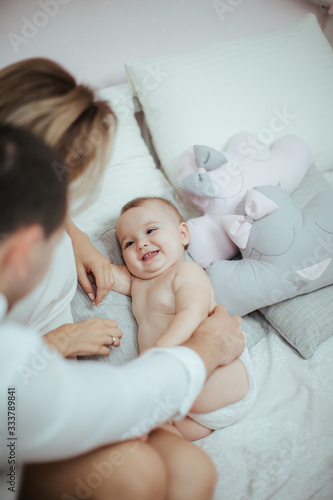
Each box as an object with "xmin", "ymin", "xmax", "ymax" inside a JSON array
[{"xmin": 0, "ymin": 306, "xmax": 244, "ymax": 464}]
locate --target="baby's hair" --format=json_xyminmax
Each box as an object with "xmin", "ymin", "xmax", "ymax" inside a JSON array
[
  {"xmin": 120, "ymin": 197, "xmax": 189, "ymax": 249},
  {"xmin": 120, "ymin": 197, "xmax": 185, "ymax": 222}
]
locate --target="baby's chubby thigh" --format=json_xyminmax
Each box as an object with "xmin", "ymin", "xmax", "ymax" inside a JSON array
[{"xmin": 189, "ymin": 351, "xmax": 250, "ymax": 414}]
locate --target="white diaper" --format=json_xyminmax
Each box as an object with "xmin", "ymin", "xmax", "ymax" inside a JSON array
[{"xmin": 188, "ymin": 348, "xmax": 257, "ymax": 430}]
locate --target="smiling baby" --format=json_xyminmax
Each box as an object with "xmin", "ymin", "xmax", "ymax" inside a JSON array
[{"xmin": 110, "ymin": 197, "xmax": 257, "ymax": 440}]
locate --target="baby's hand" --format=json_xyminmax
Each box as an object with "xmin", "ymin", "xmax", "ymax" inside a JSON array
[{"xmin": 109, "ymin": 265, "xmax": 117, "ymax": 290}]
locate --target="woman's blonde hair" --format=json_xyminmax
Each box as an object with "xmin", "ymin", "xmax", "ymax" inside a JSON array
[{"xmin": 0, "ymin": 58, "xmax": 117, "ymax": 210}]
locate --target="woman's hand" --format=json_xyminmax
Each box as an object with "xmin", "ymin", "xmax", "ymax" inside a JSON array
[
  {"xmin": 44, "ymin": 318, "xmax": 123, "ymax": 358},
  {"xmin": 66, "ymin": 219, "xmax": 113, "ymax": 306}
]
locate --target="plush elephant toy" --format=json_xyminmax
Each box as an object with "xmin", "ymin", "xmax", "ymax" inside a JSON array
[
  {"xmin": 205, "ymin": 184, "xmax": 333, "ymax": 316},
  {"xmin": 177, "ymin": 132, "xmax": 313, "ymax": 268}
]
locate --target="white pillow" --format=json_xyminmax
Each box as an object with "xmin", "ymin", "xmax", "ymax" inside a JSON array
[
  {"xmin": 126, "ymin": 14, "xmax": 333, "ymax": 186},
  {"xmin": 72, "ymin": 83, "xmax": 170, "ymax": 237},
  {"xmin": 98, "ymin": 83, "xmax": 153, "ymax": 168}
]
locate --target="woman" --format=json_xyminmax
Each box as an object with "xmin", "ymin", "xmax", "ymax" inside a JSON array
[
  {"xmin": 0, "ymin": 57, "xmax": 120, "ymax": 356},
  {"xmin": 0, "ymin": 58, "xmax": 217, "ymax": 500}
]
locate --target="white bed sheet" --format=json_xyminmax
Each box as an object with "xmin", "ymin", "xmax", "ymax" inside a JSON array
[{"xmin": 197, "ymin": 331, "xmax": 333, "ymax": 500}]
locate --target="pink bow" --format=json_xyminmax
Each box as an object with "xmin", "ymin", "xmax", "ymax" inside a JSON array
[{"xmin": 222, "ymin": 189, "xmax": 278, "ymax": 249}]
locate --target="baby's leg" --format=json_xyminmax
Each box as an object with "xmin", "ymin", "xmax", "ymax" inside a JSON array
[
  {"xmin": 173, "ymin": 416, "xmax": 213, "ymax": 441},
  {"xmin": 191, "ymin": 357, "xmax": 249, "ymax": 414}
]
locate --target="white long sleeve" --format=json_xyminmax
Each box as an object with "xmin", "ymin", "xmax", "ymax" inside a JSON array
[{"xmin": 0, "ymin": 318, "xmax": 206, "ymax": 466}]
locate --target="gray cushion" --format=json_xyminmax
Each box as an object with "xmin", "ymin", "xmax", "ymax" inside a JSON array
[
  {"xmin": 259, "ymin": 165, "xmax": 333, "ymax": 358},
  {"xmin": 242, "ymin": 311, "xmax": 271, "ymax": 350},
  {"xmin": 261, "ymin": 286, "xmax": 333, "ymax": 359}
]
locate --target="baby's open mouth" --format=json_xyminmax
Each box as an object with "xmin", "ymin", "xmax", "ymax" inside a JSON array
[{"xmin": 142, "ymin": 250, "xmax": 159, "ymax": 262}]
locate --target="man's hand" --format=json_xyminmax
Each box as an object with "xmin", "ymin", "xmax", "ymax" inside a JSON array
[{"xmin": 183, "ymin": 305, "xmax": 245, "ymax": 379}]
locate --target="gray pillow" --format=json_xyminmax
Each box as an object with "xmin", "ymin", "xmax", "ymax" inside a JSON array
[
  {"xmin": 241, "ymin": 310, "xmax": 271, "ymax": 349},
  {"xmin": 259, "ymin": 164, "xmax": 333, "ymax": 358},
  {"xmin": 71, "ymin": 226, "xmax": 139, "ymax": 366},
  {"xmin": 261, "ymin": 286, "xmax": 333, "ymax": 359}
]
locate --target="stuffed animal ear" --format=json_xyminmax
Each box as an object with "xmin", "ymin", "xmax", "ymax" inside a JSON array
[
  {"xmin": 244, "ymin": 189, "xmax": 279, "ymax": 219},
  {"xmin": 222, "ymin": 189, "xmax": 279, "ymax": 248},
  {"xmin": 194, "ymin": 145, "xmax": 227, "ymax": 170},
  {"xmin": 178, "ymin": 172, "xmax": 215, "ymax": 197}
]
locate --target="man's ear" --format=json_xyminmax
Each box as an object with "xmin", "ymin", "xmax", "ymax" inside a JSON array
[
  {"xmin": 0, "ymin": 225, "xmax": 44, "ymax": 280},
  {"xmin": 179, "ymin": 222, "xmax": 190, "ymax": 247}
]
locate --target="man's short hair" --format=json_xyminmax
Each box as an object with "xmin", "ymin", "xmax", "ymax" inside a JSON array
[{"xmin": 0, "ymin": 123, "xmax": 68, "ymax": 238}]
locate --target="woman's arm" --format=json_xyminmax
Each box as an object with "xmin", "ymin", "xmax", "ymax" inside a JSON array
[
  {"xmin": 66, "ymin": 219, "xmax": 132, "ymax": 302},
  {"xmin": 66, "ymin": 219, "xmax": 113, "ymax": 306}
]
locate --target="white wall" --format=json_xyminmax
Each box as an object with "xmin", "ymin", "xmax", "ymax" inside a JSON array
[{"xmin": 0, "ymin": 0, "xmax": 327, "ymax": 90}]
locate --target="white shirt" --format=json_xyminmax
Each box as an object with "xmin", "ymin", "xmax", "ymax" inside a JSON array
[
  {"xmin": 0, "ymin": 294, "xmax": 206, "ymax": 499},
  {"xmin": 6, "ymin": 233, "xmax": 77, "ymax": 334}
]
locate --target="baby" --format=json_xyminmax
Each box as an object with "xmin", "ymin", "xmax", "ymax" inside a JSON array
[{"xmin": 111, "ymin": 196, "xmax": 257, "ymax": 440}]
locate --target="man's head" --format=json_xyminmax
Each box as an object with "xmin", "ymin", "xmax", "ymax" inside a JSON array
[
  {"xmin": 116, "ymin": 197, "xmax": 190, "ymax": 280},
  {"xmin": 0, "ymin": 123, "xmax": 69, "ymax": 309}
]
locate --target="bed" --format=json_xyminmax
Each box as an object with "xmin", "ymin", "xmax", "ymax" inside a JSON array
[{"xmin": 71, "ymin": 15, "xmax": 333, "ymax": 499}]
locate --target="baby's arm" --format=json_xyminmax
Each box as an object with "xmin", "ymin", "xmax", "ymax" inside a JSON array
[
  {"xmin": 110, "ymin": 264, "xmax": 132, "ymax": 296},
  {"xmin": 154, "ymin": 262, "xmax": 215, "ymax": 348}
]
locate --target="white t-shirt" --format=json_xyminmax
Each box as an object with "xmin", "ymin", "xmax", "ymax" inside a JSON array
[
  {"xmin": 6, "ymin": 233, "xmax": 77, "ymax": 334},
  {"xmin": 0, "ymin": 294, "xmax": 206, "ymax": 499}
]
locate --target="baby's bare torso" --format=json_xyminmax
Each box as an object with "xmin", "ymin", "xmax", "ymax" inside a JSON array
[{"xmin": 132, "ymin": 264, "xmax": 178, "ymax": 351}]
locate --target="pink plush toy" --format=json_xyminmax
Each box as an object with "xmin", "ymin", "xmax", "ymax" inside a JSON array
[{"xmin": 177, "ymin": 132, "xmax": 313, "ymax": 268}]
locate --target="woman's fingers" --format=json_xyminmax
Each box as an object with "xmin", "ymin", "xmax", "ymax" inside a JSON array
[
  {"xmin": 48, "ymin": 318, "xmax": 124, "ymax": 357},
  {"xmin": 98, "ymin": 345, "xmax": 112, "ymax": 356},
  {"xmin": 77, "ymin": 265, "xmax": 96, "ymax": 301},
  {"xmin": 108, "ymin": 336, "xmax": 121, "ymax": 348},
  {"xmin": 90, "ymin": 261, "xmax": 113, "ymax": 306}
]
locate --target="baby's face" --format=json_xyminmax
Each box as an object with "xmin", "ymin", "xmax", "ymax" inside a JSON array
[{"xmin": 117, "ymin": 200, "xmax": 189, "ymax": 279}]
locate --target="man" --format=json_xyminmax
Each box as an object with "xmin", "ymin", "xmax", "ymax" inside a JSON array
[{"xmin": 0, "ymin": 123, "xmax": 245, "ymax": 500}]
